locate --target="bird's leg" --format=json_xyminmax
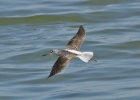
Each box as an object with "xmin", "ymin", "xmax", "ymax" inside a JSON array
[{"xmin": 90, "ymin": 58, "xmax": 97, "ymax": 62}]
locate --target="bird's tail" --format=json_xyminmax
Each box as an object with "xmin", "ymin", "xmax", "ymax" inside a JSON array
[{"xmin": 77, "ymin": 52, "xmax": 93, "ymax": 63}]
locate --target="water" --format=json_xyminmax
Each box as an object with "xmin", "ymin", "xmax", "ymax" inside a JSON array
[{"xmin": 0, "ymin": 0, "xmax": 140, "ymax": 100}]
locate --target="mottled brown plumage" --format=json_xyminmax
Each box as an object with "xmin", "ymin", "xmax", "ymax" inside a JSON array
[
  {"xmin": 47, "ymin": 55, "xmax": 74, "ymax": 78},
  {"xmin": 66, "ymin": 26, "xmax": 86, "ymax": 51}
]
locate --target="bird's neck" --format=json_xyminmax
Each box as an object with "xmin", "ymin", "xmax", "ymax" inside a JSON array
[{"xmin": 54, "ymin": 50, "xmax": 62, "ymax": 56}]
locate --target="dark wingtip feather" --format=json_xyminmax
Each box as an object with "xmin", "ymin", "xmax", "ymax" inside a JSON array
[
  {"xmin": 47, "ymin": 71, "xmax": 55, "ymax": 79},
  {"xmin": 77, "ymin": 25, "xmax": 85, "ymax": 36},
  {"xmin": 47, "ymin": 75, "xmax": 51, "ymax": 79},
  {"xmin": 79, "ymin": 25, "xmax": 85, "ymax": 32}
]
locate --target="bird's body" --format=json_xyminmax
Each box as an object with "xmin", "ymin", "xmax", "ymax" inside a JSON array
[
  {"xmin": 50, "ymin": 49, "xmax": 94, "ymax": 63},
  {"xmin": 43, "ymin": 26, "xmax": 97, "ymax": 78}
]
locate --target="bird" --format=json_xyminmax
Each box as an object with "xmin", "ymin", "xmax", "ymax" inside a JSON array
[{"xmin": 43, "ymin": 26, "xmax": 97, "ymax": 78}]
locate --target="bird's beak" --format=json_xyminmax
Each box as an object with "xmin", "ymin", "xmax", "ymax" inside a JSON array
[{"xmin": 42, "ymin": 53, "xmax": 48, "ymax": 56}]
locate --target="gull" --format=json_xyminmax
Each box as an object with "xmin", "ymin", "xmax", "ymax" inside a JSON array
[{"xmin": 43, "ymin": 26, "xmax": 97, "ymax": 78}]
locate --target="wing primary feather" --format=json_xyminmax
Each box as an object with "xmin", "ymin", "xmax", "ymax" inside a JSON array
[
  {"xmin": 66, "ymin": 26, "xmax": 86, "ymax": 51},
  {"xmin": 47, "ymin": 56, "xmax": 73, "ymax": 78}
]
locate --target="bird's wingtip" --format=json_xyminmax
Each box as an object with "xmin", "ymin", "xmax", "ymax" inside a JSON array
[
  {"xmin": 79, "ymin": 25, "xmax": 85, "ymax": 32},
  {"xmin": 79, "ymin": 25, "xmax": 83, "ymax": 28},
  {"xmin": 47, "ymin": 74, "xmax": 52, "ymax": 79}
]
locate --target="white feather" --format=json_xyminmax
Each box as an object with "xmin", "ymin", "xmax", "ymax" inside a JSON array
[
  {"xmin": 64, "ymin": 49, "xmax": 93, "ymax": 63},
  {"xmin": 64, "ymin": 49, "xmax": 81, "ymax": 55},
  {"xmin": 77, "ymin": 52, "xmax": 93, "ymax": 63}
]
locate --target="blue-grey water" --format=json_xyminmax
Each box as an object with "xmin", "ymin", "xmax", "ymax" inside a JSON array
[{"xmin": 0, "ymin": 0, "xmax": 140, "ymax": 100}]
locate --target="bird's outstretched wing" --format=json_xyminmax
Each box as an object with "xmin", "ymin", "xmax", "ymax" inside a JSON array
[
  {"xmin": 47, "ymin": 56, "xmax": 74, "ymax": 78},
  {"xmin": 66, "ymin": 26, "xmax": 86, "ymax": 51}
]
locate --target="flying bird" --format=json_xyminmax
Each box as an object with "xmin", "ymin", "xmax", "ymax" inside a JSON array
[{"xmin": 43, "ymin": 26, "xmax": 97, "ymax": 78}]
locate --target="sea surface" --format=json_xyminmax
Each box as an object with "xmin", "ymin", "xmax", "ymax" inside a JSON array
[{"xmin": 0, "ymin": 0, "xmax": 140, "ymax": 100}]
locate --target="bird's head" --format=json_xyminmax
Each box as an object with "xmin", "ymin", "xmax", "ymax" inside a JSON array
[{"xmin": 42, "ymin": 49, "xmax": 60, "ymax": 56}]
